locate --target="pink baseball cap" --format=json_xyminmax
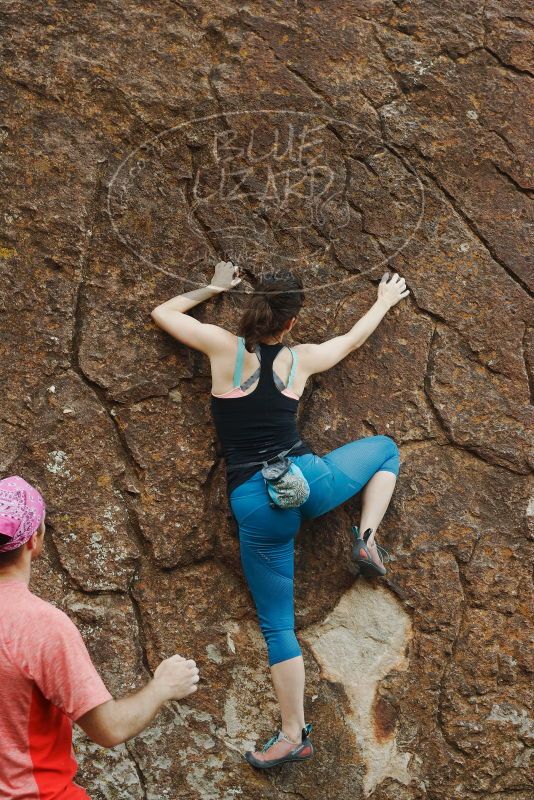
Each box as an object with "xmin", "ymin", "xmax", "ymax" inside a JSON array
[{"xmin": 0, "ymin": 476, "xmax": 46, "ymax": 553}]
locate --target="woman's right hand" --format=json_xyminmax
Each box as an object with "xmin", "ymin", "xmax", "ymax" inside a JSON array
[
  {"xmin": 211, "ymin": 260, "xmax": 241, "ymax": 291},
  {"xmin": 377, "ymin": 271, "xmax": 410, "ymax": 310}
]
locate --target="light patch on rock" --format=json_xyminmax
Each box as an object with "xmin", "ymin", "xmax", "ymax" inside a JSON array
[
  {"xmin": 301, "ymin": 582, "xmax": 413, "ymax": 796},
  {"xmin": 206, "ymin": 643, "xmax": 224, "ymax": 664},
  {"xmin": 102, "ymin": 504, "xmax": 122, "ymax": 535},
  {"xmin": 46, "ymin": 450, "xmax": 72, "ymax": 479},
  {"xmin": 413, "ymin": 59, "xmax": 434, "ymax": 75},
  {"xmin": 526, "ymin": 496, "xmax": 534, "ymax": 516},
  {"xmin": 135, "ymin": 703, "xmax": 236, "ymax": 800},
  {"xmin": 222, "ymin": 622, "xmax": 278, "ymax": 754},
  {"xmin": 487, "ymin": 703, "xmax": 534, "ymax": 738},
  {"xmin": 73, "ymin": 728, "xmax": 144, "ymax": 799}
]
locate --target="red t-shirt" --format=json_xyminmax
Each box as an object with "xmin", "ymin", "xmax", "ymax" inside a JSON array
[{"xmin": 0, "ymin": 580, "xmax": 113, "ymax": 799}]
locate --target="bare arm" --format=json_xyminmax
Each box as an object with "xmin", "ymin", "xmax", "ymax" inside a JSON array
[
  {"xmin": 150, "ymin": 261, "xmax": 241, "ymax": 355},
  {"xmin": 76, "ymin": 655, "xmax": 199, "ymax": 748},
  {"xmin": 297, "ymin": 272, "xmax": 410, "ymax": 376}
]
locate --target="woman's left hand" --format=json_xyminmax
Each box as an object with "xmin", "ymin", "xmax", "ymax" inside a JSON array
[
  {"xmin": 211, "ymin": 260, "xmax": 241, "ymax": 291},
  {"xmin": 377, "ymin": 271, "xmax": 409, "ymax": 310}
]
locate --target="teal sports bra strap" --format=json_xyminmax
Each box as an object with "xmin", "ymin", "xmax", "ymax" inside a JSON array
[
  {"xmin": 233, "ymin": 336, "xmax": 245, "ymax": 387},
  {"xmin": 286, "ymin": 346, "xmax": 297, "ymax": 388}
]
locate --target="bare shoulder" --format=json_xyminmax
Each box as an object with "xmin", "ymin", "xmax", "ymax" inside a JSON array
[
  {"xmin": 190, "ymin": 323, "xmax": 238, "ymax": 358},
  {"xmin": 290, "ymin": 342, "xmax": 318, "ymax": 376},
  {"xmin": 150, "ymin": 305, "xmax": 237, "ymax": 356},
  {"xmin": 290, "ymin": 336, "xmax": 355, "ymax": 376},
  {"xmin": 202, "ymin": 324, "xmax": 238, "ymax": 350},
  {"xmin": 291, "ymin": 342, "xmax": 317, "ymax": 361}
]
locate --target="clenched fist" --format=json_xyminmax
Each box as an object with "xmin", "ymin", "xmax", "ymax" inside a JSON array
[
  {"xmin": 377, "ymin": 271, "xmax": 410, "ymax": 310},
  {"xmin": 152, "ymin": 655, "xmax": 200, "ymax": 702}
]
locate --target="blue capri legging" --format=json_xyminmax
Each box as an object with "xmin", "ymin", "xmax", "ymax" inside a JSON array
[{"xmin": 229, "ymin": 434, "xmax": 400, "ymax": 667}]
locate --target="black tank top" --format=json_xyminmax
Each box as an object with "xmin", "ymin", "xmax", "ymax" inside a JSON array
[{"xmin": 210, "ymin": 341, "xmax": 314, "ymax": 498}]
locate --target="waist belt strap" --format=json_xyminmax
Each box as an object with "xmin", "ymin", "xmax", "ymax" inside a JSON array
[{"xmin": 231, "ymin": 439, "xmax": 303, "ymax": 468}]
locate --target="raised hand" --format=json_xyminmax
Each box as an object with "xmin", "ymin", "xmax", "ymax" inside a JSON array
[
  {"xmin": 377, "ymin": 271, "xmax": 410, "ymax": 310},
  {"xmin": 211, "ymin": 260, "xmax": 242, "ymax": 291},
  {"xmin": 152, "ymin": 655, "xmax": 200, "ymax": 701}
]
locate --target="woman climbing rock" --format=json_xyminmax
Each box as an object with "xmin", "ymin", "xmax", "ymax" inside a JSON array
[{"xmin": 151, "ymin": 263, "xmax": 409, "ymax": 768}]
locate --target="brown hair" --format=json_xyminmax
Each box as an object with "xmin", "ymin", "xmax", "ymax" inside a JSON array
[
  {"xmin": 0, "ymin": 535, "xmax": 24, "ymax": 566},
  {"xmin": 238, "ymin": 269, "xmax": 305, "ymax": 353}
]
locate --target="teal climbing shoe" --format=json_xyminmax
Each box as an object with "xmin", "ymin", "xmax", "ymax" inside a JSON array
[
  {"xmin": 350, "ymin": 525, "xmax": 390, "ymax": 577},
  {"xmin": 245, "ymin": 724, "xmax": 314, "ymax": 769}
]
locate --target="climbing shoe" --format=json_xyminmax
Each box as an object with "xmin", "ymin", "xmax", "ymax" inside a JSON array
[
  {"xmin": 350, "ymin": 525, "xmax": 390, "ymax": 577},
  {"xmin": 245, "ymin": 723, "xmax": 314, "ymax": 769}
]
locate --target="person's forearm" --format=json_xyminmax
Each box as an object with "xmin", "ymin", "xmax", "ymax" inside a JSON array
[
  {"xmin": 109, "ymin": 682, "xmax": 165, "ymax": 744},
  {"xmin": 152, "ymin": 283, "xmax": 225, "ymax": 316},
  {"xmin": 81, "ymin": 681, "xmax": 166, "ymax": 747},
  {"xmin": 347, "ymin": 298, "xmax": 390, "ymax": 349}
]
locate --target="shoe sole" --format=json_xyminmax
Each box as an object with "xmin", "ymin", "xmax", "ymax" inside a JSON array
[
  {"xmin": 349, "ymin": 554, "xmax": 387, "ymax": 577},
  {"xmin": 245, "ymin": 748, "xmax": 314, "ymax": 769},
  {"xmin": 351, "ymin": 539, "xmax": 387, "ymax": 577},
  {"xmin": 348, "ymin": 559, "xmax": 360, "ymax": 577},
  {"xmin": 356, "ymin": 560, "xmax": 386, "ymax": 577}
]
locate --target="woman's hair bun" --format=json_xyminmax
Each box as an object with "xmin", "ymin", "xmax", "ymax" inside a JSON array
[{"xmin": 237, "ymin": 269, "xmax": 305, "ymax": 352}]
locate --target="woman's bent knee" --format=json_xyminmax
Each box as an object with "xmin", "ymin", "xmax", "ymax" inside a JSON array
[
  {"xmin": 379, "ymin": 435, "xmax": 400, "ymax": 476},
  {"xmin": 264, "ymin": 628, "xmax": 302, "ymax": 666},
  {"xmin": 373, "ymin": 434, "xmax": 398, "ymax": 450}
]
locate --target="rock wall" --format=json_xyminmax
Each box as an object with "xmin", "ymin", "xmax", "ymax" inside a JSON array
[{"xmin": 1, "ymin": 1, "xmax": 533, "ymax": 799}]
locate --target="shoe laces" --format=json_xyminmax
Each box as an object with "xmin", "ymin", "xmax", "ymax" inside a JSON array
[
  {"xmin": 262, "ymin": 723, "xmax": 312, "ymax": 752},
  {"xmin": 262, "ymin": 731, "xmax": 283, "ymax": 752},
  {"xmin": 352, "ymin": 525, "xmax": 391, "ymax": 564},
  {"xmin": 374, "ymin": 542, "xmax": 391, "ymax": 564}
]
